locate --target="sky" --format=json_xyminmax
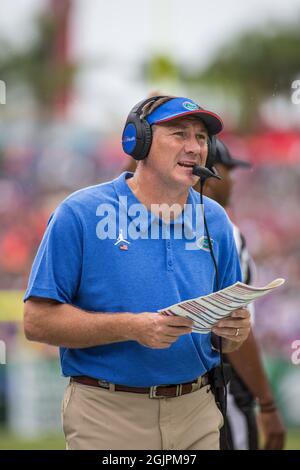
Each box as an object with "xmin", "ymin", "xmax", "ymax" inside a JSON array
[{"xmin": 0, "ymin": 0, "xmax": 300, "ymax": 128}]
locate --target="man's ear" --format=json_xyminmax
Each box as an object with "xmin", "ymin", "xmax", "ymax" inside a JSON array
[{"xmin": 124, "ymin": 159, "xmax": 137, "ymax": 173}]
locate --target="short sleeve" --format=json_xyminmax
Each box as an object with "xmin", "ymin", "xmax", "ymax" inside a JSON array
[
  {"xmin": 24, "ymin": 202, "xmax": 83, "ymax": 304},
  {"xmin": 216, "ymin": 222, "xmax": 242, "ymax": 291}
]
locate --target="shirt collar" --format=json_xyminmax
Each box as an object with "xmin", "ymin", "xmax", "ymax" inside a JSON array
[{"xmin": 112, "ymin": 171, "xmax": 200, "ymax": 236}]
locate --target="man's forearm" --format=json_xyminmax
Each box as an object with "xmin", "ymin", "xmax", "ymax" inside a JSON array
[
  {"xmin": 226, "ymin": 329, "xmax": 274, "ymax": 404},
  {"xmin": 24, "ymin": 300, "xmax": 137, "ymax": 348}
]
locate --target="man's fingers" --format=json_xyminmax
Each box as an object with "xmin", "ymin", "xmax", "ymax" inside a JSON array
[
  {"xmin": 274, "ymin": 434, "xmax": 285, "ymax": 450},
  {"xmin": 231, "ymin": 308, "xmax": 250, "ymax": 318},
  {"xmin": 164, "ymin": 326, "xmax": 193, "ymax": 337},
  {"xmin": 212, "ymin": 332, "xmax": 239, "ymax": 342},
  {"xmin": 213, "ymin": 326, "xmax": 248, "ymax": 336},
  {"xmin": 264, "ymin": 430, "xmax": 285, "ymax": 450},
  {"xmin": 212, "ymin": 327, "xmax": 250, "ymax": 342},
  {"xmin": 162, "ymin": 315, "xmax": 194, "ymax": 328},
  {"xmin": 153, "ymin": 343, "xmax": 173, "ymax": 349},
  {"xmin": 215, "ymin": 319, "xmax": 250, "ymax": 329},
  {"xmin": 264, "ymin": 433, "xmax": 283, "ymax": 450},
  {"xmin": 136, "ymin": 313, "xmax": 193, "ymax": 349}
]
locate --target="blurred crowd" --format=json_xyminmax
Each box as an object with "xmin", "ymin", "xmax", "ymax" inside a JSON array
[
  {"xmin": 0, "ymin": 121, "xmax": 125, "ymax": 289},
  {"xmin": 231, "ymin": 164, "xmax": 300, "ymax": 359},
  {"xmin": 0, "ymin": 121, "xmax": 299, "ymax": 359}
]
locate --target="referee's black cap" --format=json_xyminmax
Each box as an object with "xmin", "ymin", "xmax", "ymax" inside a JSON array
[{"xmin": 215, "ymin": 140, "xmax": 252, "ymax": 169}]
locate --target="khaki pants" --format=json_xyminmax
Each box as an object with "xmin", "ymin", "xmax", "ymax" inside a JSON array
[{"xmin": 61, "ymin": 381, "xmax": 223, "ymax": 450}]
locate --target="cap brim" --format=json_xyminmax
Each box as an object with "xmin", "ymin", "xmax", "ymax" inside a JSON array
[
  {"xmin": 155, "ymin": 110, "xmax": 223, "ymax": 135},
  {"xmin": 226, "ymin": 157, "xmax": 252, "ymax": 169}
]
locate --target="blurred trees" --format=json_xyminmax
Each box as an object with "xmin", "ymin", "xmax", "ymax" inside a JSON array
[
  {"xmin": 144, "ymin": 55, "xmax": 180, "ymax": 83},
  {"xmin": 185, "ymin": 25, "xmax": 300, "ymax": 132},
  {"xmin": 142, "ymin": 54, "xmax": 182, "ymax": 96},
  {"xmin": 144, "ymin": 24, "xmax": 300, "ymax": 133},
  {"xmin": 0, "ymin": 0, "xmax": 74, "ymax": 118}
]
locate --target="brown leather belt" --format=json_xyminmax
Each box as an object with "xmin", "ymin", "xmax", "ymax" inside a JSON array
[{"xmin": 71, "ymin": 373, "xmax": 209, "ymax": 399}]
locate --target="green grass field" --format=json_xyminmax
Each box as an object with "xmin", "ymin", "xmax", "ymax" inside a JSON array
[
  {"xmin": 285, "ymin": 429, "xmax": 300, "ymax": 450},
  {"xmin": 0, "ymin": 430, "xmax": 65, "ymax": 450},
  {"xmin": 0, "ymin": 291, "xmax": 299, "ymax": 451},
  {"xmin": 0, "ymin": 428, "xmax": 299, "ymax": 450}
]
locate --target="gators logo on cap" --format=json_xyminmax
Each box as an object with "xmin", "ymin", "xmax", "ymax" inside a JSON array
[{"xmin": 182, "ymin": 101, "xmax": 199, "ymax": 111}]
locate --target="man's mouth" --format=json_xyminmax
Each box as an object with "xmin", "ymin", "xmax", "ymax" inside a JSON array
[{"xmin": 177, "ymin": 162, "xmax": 196, "ymax": 168}]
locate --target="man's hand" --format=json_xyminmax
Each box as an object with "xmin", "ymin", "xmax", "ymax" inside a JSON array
[
  {"xmin": 257, "ymin": 409, "xmax": 286, "ymax": 450},
  {"xmin": 212, "ymin": 308, "xmax": 251, "ymax": 352},
  {"xmin": 131, "ymin": 312, "xmax": 193, "ymax": 349}
]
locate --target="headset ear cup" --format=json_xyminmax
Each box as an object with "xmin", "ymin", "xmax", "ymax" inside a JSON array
[
  {"xmin": 122, "ymin": 95, "xmax": 169, "ymax": 160},
  {"xmin": 206, "ymin": 136, "xmax": 217, "ymax": 170},
  {"xmin": 122, "ymin": 114, "xmax": 153, "ymax": 160},
  {"xmin": 139, "ymin": 119, "xmax": 152, "ymax": 160},
  {"xmin": 122, "ymin": 116, "xmax": 151, "ymax": 160},
  {"xmin": 122, "ymin": 121, "xmax": 138, "ymax": 157}
]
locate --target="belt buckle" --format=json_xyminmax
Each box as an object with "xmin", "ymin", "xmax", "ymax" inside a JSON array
[
  {"xmin": 149, "ymin": 385, "xmax": 162, "ymax": 398},
  {"xmin": 149, "ymin": 384, "xmax": 183, "ymax": 398},
  {"xmin": 97, "ymin": 379, "xmax": 110, "ymax": 389}
]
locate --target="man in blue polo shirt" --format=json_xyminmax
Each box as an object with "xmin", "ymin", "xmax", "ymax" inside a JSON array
[{"xmin": 24, "ymin": 95, "xmax": 251, "ymax": 450}]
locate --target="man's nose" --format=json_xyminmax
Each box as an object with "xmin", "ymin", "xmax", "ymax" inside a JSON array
[{"xmin": 184, "ymin": 136, "xmax": 201, "ymax": 154}]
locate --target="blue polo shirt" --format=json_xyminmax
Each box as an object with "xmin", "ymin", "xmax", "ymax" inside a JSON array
[{"xmin": 24, "ymin": 172, "xmax": 241, "ymax": 386}]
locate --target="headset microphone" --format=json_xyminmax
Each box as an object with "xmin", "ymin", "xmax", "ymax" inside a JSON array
[{"xmin": 192, "ymin": 165, "xmax": 221, "ymax": 180}]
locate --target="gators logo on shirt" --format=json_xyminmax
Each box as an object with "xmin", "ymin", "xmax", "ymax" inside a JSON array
[{"xmin": 196, "ymin": 236, "xmax": 214, "ymax": 251}]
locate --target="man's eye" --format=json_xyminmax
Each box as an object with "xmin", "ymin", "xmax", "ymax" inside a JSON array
[{"xmin": 174, "ymin": 131, "xmax": 184, "ymax": 137}]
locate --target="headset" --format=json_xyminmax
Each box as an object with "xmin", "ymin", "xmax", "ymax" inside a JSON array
[{"xmin": 122, "ymin": 95, "xmax": 217, "ymax": 170}]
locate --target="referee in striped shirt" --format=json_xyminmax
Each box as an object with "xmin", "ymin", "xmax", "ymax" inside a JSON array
[{"xmin": 203, "ymin": 139, "xmax": 286, "ymax": 450}]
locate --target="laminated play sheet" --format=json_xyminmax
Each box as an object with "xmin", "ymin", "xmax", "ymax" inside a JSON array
[{"xmin": 158, "ymin": 278, "xmax": 285, "ymax": 333}]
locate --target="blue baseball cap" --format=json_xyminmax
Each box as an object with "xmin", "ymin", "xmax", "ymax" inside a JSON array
[{"xmin": 146, "ymin": 97, "xmax": 223, "ymax": 135}]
